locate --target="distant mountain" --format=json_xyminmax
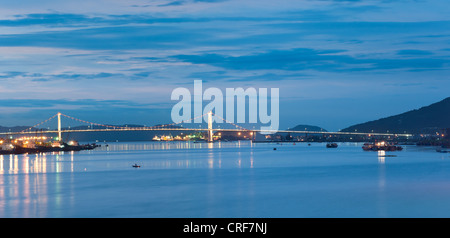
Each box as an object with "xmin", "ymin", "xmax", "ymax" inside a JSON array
[
  {"xmin": 287, "ymin": 124, "xmax": 328, "ymax": 132},
  {"xmin": 342, "ymin": 97, "xmax": 450, "ymax": 134},
  {"xmin": 0, "ymin": 126, "xmax": 31, "ymax": 133}
]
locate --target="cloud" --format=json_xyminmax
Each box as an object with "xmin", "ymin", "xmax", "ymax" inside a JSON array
[
  {"xmin": 396, "ymin": 49, "xmax": 433, "ymax": 56},
  {"xmin": 0, "ymin": 25, "xmax": 210, "ymax": 50},
  {"xmin": 0, "ymin": 71, "xmax": 26, "ymax": 78},
  {"xmin": 174, "ymin": 48, "xmax": 449, "ymax": 72},
  {"xmin": 0, "ymin": 98, "xmax": 168, "ymax": 109},
  {"xmin": 174, "ymin": 48, "xmax": 346, "ymax": 70},
  {"xmin": 0, "ymin": 13, "xmax": 105, "ymax": 27},
  {"xmin": 0, "ymin": 13, "xmax": 282, "ymax": 28},
  {"xmin": 0, "ymin": 71, "xmax": 126, "ymax": 82},
  {"xmin": 158, "ymin": 1, "xmax": 185, "ymax": 7}
]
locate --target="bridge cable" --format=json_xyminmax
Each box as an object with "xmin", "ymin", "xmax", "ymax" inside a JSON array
[
  {"xmin": 211, "ymin": 112, "xmax": 250, "ymax": 131},
  {"xmin": 20, "ymin": 114, "xmax": 58, "ymax": 133},
  {"xmin": 60, "ymin": 113, "xmax": 128, "ymax": 129},
  {"xmin": 60, "ymin": 112, "xmax": 209, "ymax": 130},
  {"xmin": 148, "ymin": 113, "xmax": 208, "ymax": 129}
]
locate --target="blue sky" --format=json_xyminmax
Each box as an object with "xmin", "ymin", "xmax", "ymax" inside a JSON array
[{"xmin": 0, "ymin": 0, "xmax": 449, "ymax": 131}]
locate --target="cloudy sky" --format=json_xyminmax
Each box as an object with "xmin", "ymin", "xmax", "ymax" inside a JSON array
[{"xmin": 0, "ymin": 0, "xmax": 449, "ymax": 131}]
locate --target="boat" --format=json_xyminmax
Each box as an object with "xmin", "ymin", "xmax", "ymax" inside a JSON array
[
  {"xmin": 362, "ymin": 141, "xmax": 403, "ymax": 151},
  {"xmin": 132, "ymin": 164, "xmax": 141, "ymax": 168},
  {"xmin": 326, "ymin": 143, "xmax": 338, "ymax": 148}
]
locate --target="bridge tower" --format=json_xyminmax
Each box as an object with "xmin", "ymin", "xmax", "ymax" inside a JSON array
[
  {"xmin": 57, "ymin": 112, "xmax": 62, "ymax": 141},
  {"xmin": 207, "ymin": 111, "xmax": 213, "ymax": 143}
]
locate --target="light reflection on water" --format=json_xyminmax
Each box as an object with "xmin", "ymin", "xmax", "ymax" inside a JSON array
[
  {"xmin": 378, "ymin": 150, "xmax": 385, "ymax": 164},
  {"xmin": 94, "ymin": 140, "xmax": 248, "ymax": 151},
  {"xmin": 0, "ymin": 141, "xmax": 441, "ymax": 174},
  {"xmin": 0, "ymin": 151, "xmax": 76, "ymax": 175},
  {"xmin": 0, "ymin": 141, "xmax": 449, "ymax": 218}
]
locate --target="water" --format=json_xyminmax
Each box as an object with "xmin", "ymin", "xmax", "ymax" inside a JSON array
[{"xmin": 1, "ymin": 141, "xmax": 450, "ymax": 218}]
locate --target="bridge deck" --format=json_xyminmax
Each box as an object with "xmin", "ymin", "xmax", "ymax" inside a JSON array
[{"xmin": 0, "ymin": 128, "xmax": 413, "ymax": 137}]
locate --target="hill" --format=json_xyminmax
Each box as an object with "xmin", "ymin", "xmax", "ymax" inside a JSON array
[
  {"xmin": 341, "ymin": 97, "xmax": 450, "ymax": 134},
  {"xmin": 0, "ymin": 126, "xmax": 32, "ymax": 133},
  {"xmin": 287, "ymin": 124, "xmax": 328, "ymax": 132}
]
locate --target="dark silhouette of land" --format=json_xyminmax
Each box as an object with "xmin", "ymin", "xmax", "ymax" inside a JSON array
[
  {"xmin": 342, "ymin": 97, "xmax": 450, "ymax": 134},
  {"xmin": 0, "ymin": 126, "xmax": 30, "ymax": 133},
  {"xmin": 287, "ymin": 124, "xmax": 327, "ymax": 132}
]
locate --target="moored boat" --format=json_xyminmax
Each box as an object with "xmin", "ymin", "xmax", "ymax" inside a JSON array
[{"xmin": 326, "ymin": 143, "xmax": 338, "ymax": 148}]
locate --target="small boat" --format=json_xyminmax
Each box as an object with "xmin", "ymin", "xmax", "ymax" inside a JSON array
[
  {"xmin": 132, "ymin": 164, "xmax": 141, "ymax": 168},
  {"xmin": 437, "ymin": 149, "xmax": 450, "ymax": 153},
  {"xmin": 326, "ymin": 143, "xmax": 338, "ymax": 148}
]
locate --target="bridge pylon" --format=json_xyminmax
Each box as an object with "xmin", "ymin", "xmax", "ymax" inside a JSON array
[
  {"xmin": 57, "ymin": 112, "xmax": 62, "ymax": 141},
  {"xmin": 207, "ymin": 111, "xmax": 213, "ymax": 143}
]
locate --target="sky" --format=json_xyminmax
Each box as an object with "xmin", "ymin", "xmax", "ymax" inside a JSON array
[{"xmin": 0, "ymin": 0, "xmax": 449, "ymax": 131}]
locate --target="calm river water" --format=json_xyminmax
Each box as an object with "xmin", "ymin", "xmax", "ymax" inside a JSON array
[{"xmin": 1, "ymin": 141, "xmax": 449, "ymax": 218}]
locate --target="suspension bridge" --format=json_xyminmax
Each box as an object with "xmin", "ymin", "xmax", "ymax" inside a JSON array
[{"xmin": 0, "ymin": 112, "xmax": 413, "ymax": 142}]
